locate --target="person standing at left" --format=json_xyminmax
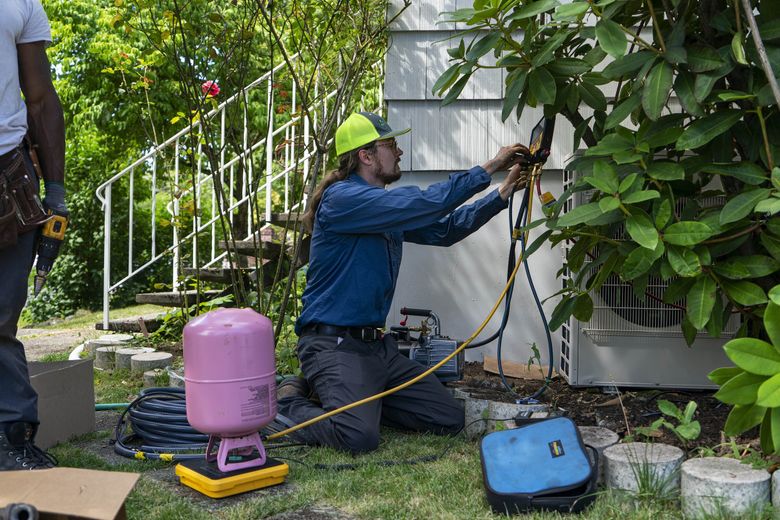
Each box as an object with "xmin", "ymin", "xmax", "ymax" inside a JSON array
[{"xmin": 0, "ymin": 0, "xmax": 66, "ymax": 471}]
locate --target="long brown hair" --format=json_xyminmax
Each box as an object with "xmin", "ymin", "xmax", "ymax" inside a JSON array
[{"xmin": 302, "ymin": 144, "xmax": 373, "ymax": 233}]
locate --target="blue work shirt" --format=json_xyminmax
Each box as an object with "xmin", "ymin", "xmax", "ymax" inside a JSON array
[{"xmin": 295, "ymin": 166, "xmax": 508, "ymax": 333}]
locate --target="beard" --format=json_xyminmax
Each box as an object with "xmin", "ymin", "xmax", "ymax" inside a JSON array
[{"xmin": 378, "ymin": 162, "xmax": 402, "ymax": 185}]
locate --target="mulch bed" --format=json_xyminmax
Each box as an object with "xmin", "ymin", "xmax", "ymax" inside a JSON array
[{"xmin": 452, "ymin": 362, "xmax": 748, "ymax": 455}]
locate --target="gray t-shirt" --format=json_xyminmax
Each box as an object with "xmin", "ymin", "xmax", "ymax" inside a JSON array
[{"xmin": 0, "ymin": 0, "xmax": 51, "ymax": 155}]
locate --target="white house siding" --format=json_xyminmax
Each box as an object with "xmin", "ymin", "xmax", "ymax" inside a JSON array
[{"xmin": 384, "ymin": 0, "xmax": 579, "ymax": 365}]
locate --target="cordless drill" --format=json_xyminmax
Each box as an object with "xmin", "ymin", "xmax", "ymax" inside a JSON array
[{"xmin": 33, "ymin": 208, "xmax": 69, "ymax": 296}]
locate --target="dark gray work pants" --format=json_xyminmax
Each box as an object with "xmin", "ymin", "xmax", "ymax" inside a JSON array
[
  {"xmin": 0, "ymin": 227, "xmax": 38, "ymax": 428},
  {"xmin": 277, "ymin": 333, "xmax": 464, "ymax": 454},
  {"xmin": 0, "ymin": 149, "xmax": 39, "ymax": 429}
]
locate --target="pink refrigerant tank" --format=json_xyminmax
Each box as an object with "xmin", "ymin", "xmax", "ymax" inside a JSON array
[{"xmin": 183, "ymin": 308, "xmax": 276, "ymax": 473}]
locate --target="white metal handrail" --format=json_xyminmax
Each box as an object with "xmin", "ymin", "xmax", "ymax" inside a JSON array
[
  {"xmin": 98, "ymin": 53, "xmax": 382, "ymax": 329},
  {"xmin": 98, "ymin": 55, "xmax": 319, "ymax": 328}
]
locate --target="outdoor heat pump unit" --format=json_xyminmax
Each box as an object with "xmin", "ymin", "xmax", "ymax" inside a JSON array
[{"xmin": 556, "ymin": 167, "xmax": 737, "ymax": 389}]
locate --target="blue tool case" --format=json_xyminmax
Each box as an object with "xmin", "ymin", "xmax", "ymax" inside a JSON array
[{"xmin": 479, "ymin": 417, "xmax": 598, "ymax": 514}]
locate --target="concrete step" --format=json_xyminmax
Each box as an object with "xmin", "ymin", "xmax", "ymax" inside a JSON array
[
  {"xmin": 218, "ymin": 239, "xmax": 283, "ymax": 257},
  {"xmin": 135, "ymin": 290, "xmax": 223, "ymax": 307},
  {"xmin": 182, "ymin": 268, "xmax": 254, "ymax": 284},
  {"xmin": 95, "ymin": 316, "xmax": 163, "ymax": 333}
]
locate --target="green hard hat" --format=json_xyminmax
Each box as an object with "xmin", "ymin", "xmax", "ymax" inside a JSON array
[{"xmin": 335, "ymin": 112, "xmax": 410, "ymax": 156}]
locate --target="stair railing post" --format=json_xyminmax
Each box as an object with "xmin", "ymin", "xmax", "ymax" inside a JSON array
[
  {"xmin": 173, "ymin": 137, "xmax": 181, "ymax": 289},
  {"xmin": 265, "ymin": 77, "xmax": 274, "ymax": 225},
  {"xmin": 102, "ymin": 183, "xmax": 112, "ymax": 330}
]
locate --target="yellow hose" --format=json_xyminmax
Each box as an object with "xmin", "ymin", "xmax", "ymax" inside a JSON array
[{"xmin": 267, "ymin": 171, "xmax": 541, "ymax": 441}]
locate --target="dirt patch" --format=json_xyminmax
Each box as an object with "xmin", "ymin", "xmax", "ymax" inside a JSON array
[
  {"xmin": 20, "ymin": 327, "xmax": 103, "ymax": 361},
  {"xmin": 451, "ymin": 362, "xmax": 741, "ymax": 453}
]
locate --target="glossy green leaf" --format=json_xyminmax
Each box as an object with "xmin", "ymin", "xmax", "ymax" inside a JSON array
[
  {"xmin": 572, "ymin": 293, "xmax": 594, "ymax": 321},
  {"xmin": 765, "ymin": 302, "xmax": 780, "ymax": 350},
  {"xmin": 715, "ymin": 255, "xmax": 780, "ymax": 279},
  {"xmin": 549, "ymin": 295, "xmax": 577, "ymax": 331},
  {"xmin": 724, "ymin": 403, "xmax": 767, "ymax": 436},
  {"xmin": 604, "ymin": 91, "xmax": 642, "ymax": 129},
  {"xmin": 595, "ymin": 19, "xmax": 626, "ymax": 58},
  {"xmin": 441, "ymin": 74, "xmax": 472, "ymax": 106},
  {"xmin": 553, "ymin": 2, "xmax": 589, "ymax": 20},
  {"xmin": 626, "ymin": 212, "xmax": 659, "ymax": 250},
  {"xmin": 754, "ymin": 198, "xmax": 780, "ymax": 216},
  {"xmin": 731, "ymin": 32, "xmax": 748, "ymax": 65},
  {"xmin": 619, "ymin": 173, "xmax": 639, "ymax": 194},
  {"xmin": 621, "ymin": 242, "xmax": 664, "ymax": 280},
  {"xmin": 715, "ymin": 372, "xmax": 766, "ymax": 405},
  {"xmin": 466, "ymin": 32, "xmax": 502, "ymax": 61},
  {"xmin": 720, "ymin": 280, "xmax": 768, "ymax": 306},
  {"xmin": 694, "ymin": 72, "xmax": 719, "ymax": 103},
  {"xmin": 532, "ymin": 31, "xmax": 570, "ymax": 68},
  {"xmin": 578, "ymin": 82, "xmax": 607, "ymax": 111},
  {"xmin": 602, "ymin": 51, "xmax": 655, "ymax": 80},
  {"xmin": 557, "ymin": 202, "xmax": 603, "ymax": 227},
  {"xmin": 687, "ymin": 44, "xmax": 725, "ymax": 72},
  {"xmin": 432, "ymin": 63, "xmax": 461, "ymax": 95},
  {"xmin": 724, "ymin": 337, "xmax": 780, "ymax": 376},
  {"xmin": 708, "ymin": 366, "xmax": 744, "ymax": 386},
  {"xmin": 663, "ymin": 221, "xmax": 714, "ymax": 246},
  {"xmin": 509, "ymin": 0, "xmax": 560, "ymax": 19},
  {"xmin": 654, "ymin": 199, "xmax": 672, "ymax": 228},
  {"xmin": 676, "ymin": 110, "xmax": 742, "ymax": 151},
  {"xmin": 658, "ymin": 399, "xmax": 683, "ymax": 420},
  {"xmin": 701, "ymin": 162, "xmax": 768, "ymax": 185},
  {"xmin": 667, "ymin": 245, "xmax": 702, "ymax": 277},
  {"xmin": 672, "ymin": 70, "xmax": 703, "ymax": 117},
  {"xmin": 622, "ymin": 190, "xmax": 660, "ymax": 204},
  {"xmin": 758, "ymin": 373, "xmax": 780, "ymax": 407},
  {"xmin": 547, "ymin": 58, "xmax": 591, "ymax": 76},
  {"xmin": 720, "ymin": 189, "xmax": 772, "ymax": 225},
  {"xmin": 769, "ymin": 285, "xmax": 780, "ymax": 306},
  {"xmin": 529, "ymin": 67, "xmax": 556, "ymax": 105},
  {"xmin": 760, "ymin": 231, "xmax": 780, "ymax": 258},
  {"xmin": 592, "ymin": 160, "xmax": 619, "ymax": 192},
  {"xmin": 642, "ymin": 62, "xmax": 674, "ymax": 121},
  {"xmin": 647, "ymin": 161, "xmax": 685, "ymax": 181},
  {"xmin": 502, "ymin": 70, "xmax": 527, "ymax": 121},
  {"xmin": 585, "ymin": 133, "xmax": 633, "ymax": 156},
  {"xmin": 687, "ymin": 275, "xmax": 716, "ymax": 329},
  {"xmin": 599, "ymin": 196, "xmax": 621, "ymax": 212}
]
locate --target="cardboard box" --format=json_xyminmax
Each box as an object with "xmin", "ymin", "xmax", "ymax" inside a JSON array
[
  {"xmin": 28, "ymin": 359, "xmax": 95, "ymax": 449},
  {"xmin": 0, "ymin": 467, "xmax": 139, "ymax": 520}
]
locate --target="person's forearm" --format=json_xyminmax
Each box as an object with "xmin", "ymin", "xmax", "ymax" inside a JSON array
[{"xmin": 26, "ymin": 89, "xmax": 64, "ymax": 184}]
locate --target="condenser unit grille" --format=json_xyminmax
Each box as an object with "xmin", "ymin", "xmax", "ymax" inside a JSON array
[{"xmin": 561, "ymin": 167, "xmax": 740, "ymax": 345}]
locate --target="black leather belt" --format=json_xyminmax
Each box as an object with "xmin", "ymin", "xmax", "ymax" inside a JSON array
[{"xmin": 301, "ymin": 323, "xmax": 383, "ymax": 341}]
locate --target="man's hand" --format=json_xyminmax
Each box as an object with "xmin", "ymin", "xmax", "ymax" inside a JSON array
[
  {"xmin": 498, "ymin": 163, "xmax": 531, "ymax": 201},
  {"xmin": 481, "ymin": 143, "xmax": 530, "ymax": 175}
]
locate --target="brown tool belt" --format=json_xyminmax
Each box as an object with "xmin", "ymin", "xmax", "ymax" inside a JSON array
[{"xmin": 0, "ymin": 145, "xmax": 49, "ymax": 251}]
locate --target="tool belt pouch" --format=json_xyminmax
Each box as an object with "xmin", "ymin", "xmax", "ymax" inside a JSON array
[
  {"xmin": 479, "ymin": 417, "xmax": 598, "ymax": 514},
  {"xmin": 0, "ymin": 150, "xmax": 48, "ymax": 250}
]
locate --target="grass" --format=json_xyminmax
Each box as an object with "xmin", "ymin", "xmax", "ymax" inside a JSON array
[
  {"xmin": 28, "ymin": 304, "xmax": 169, "ymax": 330},
  {"xmin": 50, "ymin": 427, "xmax": 714, "ymax": 520}
]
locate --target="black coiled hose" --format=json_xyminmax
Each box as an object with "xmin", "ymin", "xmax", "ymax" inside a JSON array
[{"xmin": 113, "ymin": 387, "xmax": 208, "ymax": 461}]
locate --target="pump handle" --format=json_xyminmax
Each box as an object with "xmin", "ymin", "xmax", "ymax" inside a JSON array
[{"xmin": 400, "ymin": 307, "xmax": 432, "ymax": 317}]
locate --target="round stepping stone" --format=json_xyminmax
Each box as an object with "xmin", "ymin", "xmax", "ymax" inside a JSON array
[
  {"xmin": 463, "ymin": 395, "xmax": 490, "ymax": 439},
  {"xmin": 130, "ymin": 352, "xmax": 173, "ymax": 373},
  {"xmin": 85, "ymin": 337, "xmax": 130, "ymax": 357},
  {"xmin": 681, "ymin": 457, "xmax": 770, "ymax": 519},
  {"xmin": 115, "ymin": 347, "xmax": 155, "ymax": 371},
  {"xmin": 143, "ymin": 369, "xmax": 169, "ymax": 388},
  {"xmin": 99, "ymin": 333, "xmax": 134, "ymax": 343},
  {"xmin": 772, "ymin": 471, "xmax": 780, "ymax": 510},
  {"xmin": 604, "ymin": 442, "xmax": 684, "ymax": 494},
  {"xmin": 488, "ymin": 401, "xmax": 549, "ymax": 431},
  {"xmin": 578, "ymin": 426, "xmax": 619, "ymax": 485},
  {"xmin": 94, "ymin": 346, "xmax": 119, "ymax": 370}
]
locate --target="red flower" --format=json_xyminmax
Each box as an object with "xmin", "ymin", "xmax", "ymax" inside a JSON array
[{"xmin": 201, "ymin": 80, "xmax": 220, "ymax": 97}]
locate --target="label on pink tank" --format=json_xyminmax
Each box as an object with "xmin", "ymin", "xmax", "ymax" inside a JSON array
[{"xmin": 240, "ymin": 383, "xmax": 272, "ymax": 422}]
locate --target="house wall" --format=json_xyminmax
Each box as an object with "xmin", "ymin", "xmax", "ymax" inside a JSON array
[{"xmin": 384, "ymin": 0, "xmax": 575, "ymax": 365}]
